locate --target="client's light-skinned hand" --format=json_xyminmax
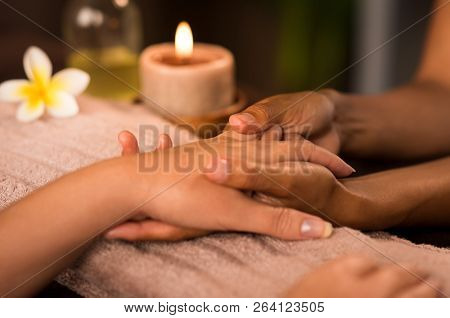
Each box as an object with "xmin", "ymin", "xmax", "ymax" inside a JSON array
[
  {"xmin": 105, "ymin": 130, "xmax": 346, "ymax": 241},
  {"xmin": 105, "ymin": 131, "xmax": 208, "ymax": 241},
  {"xmin": 284, "ymin": 255, "xmax": 440, "ymax": 298},
  {"xmin": 228, "ymin": 90, "xmax": 342, "ymax": 153}
]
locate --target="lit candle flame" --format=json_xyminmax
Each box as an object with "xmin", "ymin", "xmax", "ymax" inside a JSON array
[{"xmin": 175, "ymin": 21, "xmax": 193, "ymax": 59}]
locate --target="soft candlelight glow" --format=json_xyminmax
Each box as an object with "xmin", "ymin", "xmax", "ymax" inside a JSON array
[
  {"xmin": 175, "ymin": 21, "xmax": 193, "ymax": 59},
  {"xmin": 140, "ymin": 24, "xmax": 236, "ymax": 118}
]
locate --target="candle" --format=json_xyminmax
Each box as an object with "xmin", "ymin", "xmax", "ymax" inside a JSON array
[{"xmin": 139, "ymin": 21, "xmax": 236, "ymax": 117}]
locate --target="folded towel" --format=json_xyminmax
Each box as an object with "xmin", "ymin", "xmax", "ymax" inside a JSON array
[{"xmin": 1, "ymin": 96, "xmax": 449, "ymax": 297}]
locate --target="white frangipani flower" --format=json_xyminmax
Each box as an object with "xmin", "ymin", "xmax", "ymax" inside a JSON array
[{"xmin": 0, "ymin": 46, "xmax": 90, "ymax": 122}]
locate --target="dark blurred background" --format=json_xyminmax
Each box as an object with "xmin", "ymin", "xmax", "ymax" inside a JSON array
[{"xmin": 0, "ymin": 0, "xmax": 433, "ymax": 100}]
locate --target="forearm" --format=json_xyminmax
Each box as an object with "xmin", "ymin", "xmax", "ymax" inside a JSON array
[
  {"xmin": 335, "ymin": 0, "xmax": 450, "ymax": 160},
  {"xmin": 343, "ymin": 156, "xmax": 450, "ymax": 229},
  {"xmin": 335, "ymin": 81, "xmax": 450, "ymax": 160},
  {"xmin": 0, "ymin": 156, "xmax": 140, "ymax": 297}
]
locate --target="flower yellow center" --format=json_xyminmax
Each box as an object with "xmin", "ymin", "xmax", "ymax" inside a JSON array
[{"xmin": 19, "ymin": 68, "xmax": 57, "ymax": 107}]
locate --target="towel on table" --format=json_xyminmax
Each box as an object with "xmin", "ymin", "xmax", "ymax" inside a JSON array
[{"xmin": 1, "ymin": 96, "xmax": 450, "ymax": 297}]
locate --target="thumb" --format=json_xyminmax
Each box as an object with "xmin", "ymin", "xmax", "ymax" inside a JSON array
[
  {"xmin": 229, "ymin": 102, "xmax": 273, "ymax": 134},
  {"xmin": 220, "ymin": 193, "xmax": 333, "ymax": 240}
]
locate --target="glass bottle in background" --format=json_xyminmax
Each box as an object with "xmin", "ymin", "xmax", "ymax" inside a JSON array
[{"xmin": 63, "ymin": 0, "xmax": 142, "ymax": 101}]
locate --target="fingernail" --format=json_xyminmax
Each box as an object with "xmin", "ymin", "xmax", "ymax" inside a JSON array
[
  {"xmin": 348, "ymin": 164, "xmax": 356, "ymax": 174},
  {"xmin": 229, "ymin": 113, "xmax": 257, "ymax": 126},
  {"xmin": 338, "ymin": 161, "xmax": 356, "ymax": 177},
  {"xmin": 105, "ymin": 229, "xmax": 119, "ymax": 239},
  {"xmin": 207, "ymin": 158, "xmax": 229, "ymax": 183},
  {"xmin": 300, "ymin": 219, "xmax": 333, "ymax": 238},
  {"xmin": 345, "ymin": 162, "xmax": 356, "ymax": 173}
]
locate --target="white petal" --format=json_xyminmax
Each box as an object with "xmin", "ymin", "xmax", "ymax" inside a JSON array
[
  {"xmin": 23, "ymin": 46, "xmax": 52, "ymax": 83},
  {"xmin": 51, "ymin": 68, "xmax": 90, "ymax": 95},
  {"xmin": 46, "ymin": 91, "xmax": 79, "ymax": 118},
  {"xmin": 16, "ymin": 100, "xmax": 45, "ymax": 122},
  {"xmin": 0, "ymin": 80, "xmax": 29, "ymax": 103}
]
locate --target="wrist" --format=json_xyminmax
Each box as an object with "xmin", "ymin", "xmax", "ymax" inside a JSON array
[
  {"xmin": 333, "ymin": 94, "xmax": 352, "ymax": 155},
  {"xmin": 333, "ymin": 93, "xmax": 367, "ymax": 157},
  {"xmin": 109, "ymin": 154, "xmax": 154, "ymax": 218},
  {"xmin": 334, "ymin": 92, "xmax": 386, "ymax": 158},
  {"xmin": 320, "ymin": 89, "xmax": 359, "ymax": 156},
  {"xmin": 340, "ymin": 174, "xmax": 413, "ymax": 230},
  {"xmin": 327, "ymin": 179, "xmax": 370, "ymax": 228},
  {"xmin": 126, "ymin": 152, "xmax": 165, "ymax": 214}
]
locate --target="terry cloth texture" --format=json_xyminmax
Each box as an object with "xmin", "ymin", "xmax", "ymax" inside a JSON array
[{"xmin": 1, "ymin": 96, "xmax": 449, "ymax": 297}]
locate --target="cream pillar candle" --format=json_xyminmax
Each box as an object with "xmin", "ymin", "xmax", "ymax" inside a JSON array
[{"xmin": 139, "ymin": 22, "xmax": 235, "ymax": 117}]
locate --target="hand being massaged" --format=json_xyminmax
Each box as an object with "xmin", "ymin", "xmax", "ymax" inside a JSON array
[
  {"xmin": 105, "ymin": 91, "xmax": 389, "ymax": 242},
  {"xmin": 4, "ymin": 2, "xmax": 450, "ymax": 296},
  {"xmin": 108, "ymin": 88, "xmax": 450, "ymax": 242},
  {"xmin": 105, "ymin": 123, "xmax": 355, "ymax": 241},
  {"xmin": 206, "ymin": 90, "xmax": 450, "ymax": 231},
  {"xmin": 0, "ymin": 123, "xmax": 354, "ymax": 295}
]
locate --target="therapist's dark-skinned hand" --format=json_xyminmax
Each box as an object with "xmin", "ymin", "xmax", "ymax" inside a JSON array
[{"xmin": 228, "ymin": 90, "xmax": 342, "ymax": 154}]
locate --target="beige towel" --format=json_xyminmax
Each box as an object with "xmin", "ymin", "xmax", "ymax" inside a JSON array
[{"xmin": 1, "ymin": 96, "xmax": 450, "ymax": 297}]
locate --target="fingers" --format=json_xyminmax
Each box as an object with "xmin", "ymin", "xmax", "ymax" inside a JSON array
[
  {"xmin": 141, "ymin": 173, "xmax": 332, "ymax": 241},
  {"xmin": 119, "ymin": 131, "xmax": 173, "ymax": 156},
  {"xmin": 397, "ymin": 280, "xmax": 442, "ymax": 298},
  {"xmin": 284, "ymin": 254, "xmax": 442, "ymax": 298},
  {"xmin": 261, "ymin": 125, "xmax": 283, "ymax": 142},
  {"xmin": 351, "ymin": 262, "xmax": 442, "ymax": 298},
  {"xmin": 105, "ymin": 220, "xmax": 208, "ymax": 241},
  {"xmin": 366, "ymin": 264, "xmax": 433, "ymax": 297},
  {"xmin": 273, "ymin": 139, "xmax": 354, "ymax": 177},
  {"xmin": 221, "ymin": 138, "xmax": 353, "ymax": 177},
  {"xmin": 228, "ymin": 94, "xmax": 300, "ymax": 133},
  {"xmin": 328, "ymin": 255, "xmax": 379, "ymax": 277},
  {"xmin": 229, "ymin": 111, "xmax": 266, "ymax": 134},
  {"xmin": 310, "ymin": 126, "xmax": 341, "ymax": 154},
  {"xmin": 217, "ymin": 138, "xmax": 353, "ymax": 177},
  {"xmin": 205, "ymin": 159, "xmax": 289, "ymax": 196},
  {"xmin": 228, "ymin": 92, "xmax": 334, "ymax": 136},
  {"xmin": 246, "ymin": 205, "xmax": 333, "ymax": 240},
  {"xmin": 205, "ymin": 160, "xmax": 334, "ymax": 201},
  {"xmin": 118, "ymin": 130, "xmax": 139, "ymax": 155},
  {"xmin": 158, "ymin": 133, "xmax": 173, "ymax": 150},
  {"xmin": 219, "ymin": 192, "xmax": 333, "ymax": 240}
]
